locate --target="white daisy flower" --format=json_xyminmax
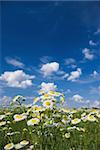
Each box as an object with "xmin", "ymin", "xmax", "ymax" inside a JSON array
[
  {"xmin": 0, "ymin": 121, "xmax": 6, "ymax": 126},
  {"xmin": 62, "ymin": 118, "xmax": 67, "ymax": 124},
  {"xmin": 29, "ymin": 145, "xmax": 34, "ymax": 149},
  {"xmin": 67, "ymin": 126, "xmax": 77, "ymax": 131},
  {"xmin": 0, "ymin": 114, "xmax": 6, "ymax": 120},
  {"xmin": 33, "ymin": 97, "xmax": 40, "ymax": 104},
  {"xmin": 20, "ymin": 140, "xmax": 29, "ymax": 146},
  {"xmin": 14, "ymin": 114, "xmax": 27, "ymax": 122},
  {"xmin": 4, "ymin": 143, "xmax": 14, "ymax": 150},
  {"xmin": 87, "ymin": 115, "xmax": 97, "ymax": 122},
  {"xmin": 27, "ymin": 118, "xmax": 40, "ymax": 126},
  {"xmin": 14, "ymin": 143, "xmax": 23, "ymax": 149},
  {"xmin": 96, "ymin": 113, "xmax": 100, "ymax": 118},
  {"xmin": 31, "ymin": 105, "xmax": 44, "ymax": 112},
  {"xmin": 43, "ymin": 100, "xmax": 54, "ymax": 109},
  {"xmin": 65, "ymin": 132, "xmax": 70, "ymax": 138},
  {"xmin": 71, "ymin": 118, "xmax": 81, "ymax": 124}
]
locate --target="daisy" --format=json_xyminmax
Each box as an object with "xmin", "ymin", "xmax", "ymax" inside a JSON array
[
  {"xmin": 87, "ymin": 115, "xmax": 97, "ymax": 122},
  {"xmin": 14, "ymin": 143, "xmax": 23, "ymax": 149},
  {"xmin": 48, "ymin": 91, "xmax": 55, "ymax": 96},
  {"xmin": 32, "ymin": 105, "xmax": 43, "ymax": 112},
  {"xmin": 4, "ymin": 143, "xmax": 14, "ymax": 150},
  {"xmin": 27, "ymin": 118, "xmax": 40, "ymax": 126},
  {"xmin": 20, "ymin": 140, "xmax": 29, "ymax": 146},
  {"xmin": 0, "ymin": 114, "xmax": 6, "ymax": 120},
  {"xmin": 62, "ymin": 118, "xmax": 67, "ymax": 124},
  {"xmin": 65, "ymin": 132, "xmax": 70, "ymax": 138},
  {"xmin": 33, "ymin": 97, "xmax": 40, "ymax": 104},
  {"xmin": 14, "ymin": 114, "xmax": 27, "ymax": 122},
  {"xmin": 71, "ymin": 118, "xmax": 81, "ymax": 125},
  {"xmin": 96, "ymin": 113, "xmax": 100, "ymax": 118},
  {"xmin": 0, "ymin": 121, "xmax": 6, "ymax": 126},
  {"xmin": 43, "ymin": 100, "xmax": 54, "ymax": 109},
  {"xmin": 13, "ymin": 95, "xmax": 26, "ymax": 103}
]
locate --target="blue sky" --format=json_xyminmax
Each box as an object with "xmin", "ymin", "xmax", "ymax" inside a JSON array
[{"xmin": 0, "ymin": 1, "xmax": 100, "ymax": 107}]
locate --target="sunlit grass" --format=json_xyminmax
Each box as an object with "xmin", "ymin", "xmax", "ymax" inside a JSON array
[{"xmin": 0, "ymin": 91, "xmax": 100, "ymax": 150}]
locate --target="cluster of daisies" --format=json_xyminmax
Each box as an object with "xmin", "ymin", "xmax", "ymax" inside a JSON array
[{"xmin": 0, "ymin": 91, "xmax": 100, "ymax": 150}]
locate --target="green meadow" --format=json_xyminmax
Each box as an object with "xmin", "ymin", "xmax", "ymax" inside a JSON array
[{"xmin": 0, "ymin": 92, "xmax": 100, "ymax": 150}]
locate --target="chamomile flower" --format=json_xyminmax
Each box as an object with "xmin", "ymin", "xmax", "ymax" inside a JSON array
[
  {"xmin": 81, "ymin": 112, "xmax": 86, "ymax": 117},
  {"xmin": 14, "ymin": 114, "xmax": 27, "ymax": 122},
  {"xmin": 20, "ymin": 140, "xmax": 29, "ymax": 146},
  {"xmin": 76, "ymin": 127, "xmax": 85, "ymax": 132},
  {"xmin": 27, "ymin": 118, "xmax": 40, "ymax": 126},
  {"xmin": 33, "ymin": 97, "xmax": 40, "ymax": 104},
  {"xmin": 4, "ymin": 143, "xmax": 14, "ymax": 150},
  {"xmin": 71, "ymin": 118, "xmax": 81, "ymax": 125},
  {"xmin": 31, "ymin": 105, "xmax": 44, "ymax": 112},
  {"xmin": 0, "ymin": 114, "xmax": 6, "ymax": 120},
  {"xmin": 14, "ymin": 143, "xmax": 23, "ymax": 149},
  {"xmin": 87, "ymin": 115, "xmax": 97, "ymax": 122},
  {"xmin": 48, "ymin": 91, "xmax": 55, "ymax": 96},
  {"xmin": 65, "ymin": 132, "xmax": 70, "ymax": 138},
  {"xmin": 13, "ymin": 95, "xmax": 25, "ymax": 103},
  {"xmin": 0, "ymin": 121, "xmax": 6, "ymax": 126},
  {"xmin": 43, "ymin": 100, "xmax": 54, "ymax": 109},
  {"xmin": 62, "ymin": 118, "xmax": 67, "ymax": 124},
  {"xmin": 67, "ymin": 126, "xmax": 77, "ymax": 131},
  {"xmin": 96, "ymin": 112, "xmax": 100, "ymax": 118}
]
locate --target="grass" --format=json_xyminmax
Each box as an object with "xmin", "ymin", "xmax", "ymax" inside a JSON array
[{"xmin": 0, "ymin": 92, "xmax": 100, "ymax": 150}]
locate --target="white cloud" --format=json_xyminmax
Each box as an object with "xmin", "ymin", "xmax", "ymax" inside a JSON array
[
  {"xmin": 89, "ymin": 40, "xmax": 97, "ymax": 46},
  {"xmin": 91, "ymin": 70, "xmax": 99, "ymax": 78},
  {"xmin": 40, "ymin": 62, "xmax": 59, "ymax": 77},
  {"xmin": 67, "ymin": 68, "xmax": 82, "ymax": 81},
  {"xmin": 5, "ymin": 57, "xmax": 24, "ymax": 68},
  {"xmin": 0, "ymin": 70, "xmax": 35, "ymax": 88},
  {"xmin": 72, "ymin": 94, "xmax": 84, "ymax": 102},
  {"xmin": 90, "ymin": 100, "xmax": 100, "ymax": 108},
  {"xmin": 62, "ymin": 73, "xmax": 69, "ymax": 79},
  {"xmin": 40, "ymin": 82, "xmax": 57, "ymax": 92},
  {"xmin": 0, "ymin": 96, "xmax": 11, "ymax": 107},
  {"xmin": 82, "ymin": 48, "xmax": 94, "ymax": 60},
  {"xmin": 94, "ymin": 28, "xmax": 100, "ymax": 35}
]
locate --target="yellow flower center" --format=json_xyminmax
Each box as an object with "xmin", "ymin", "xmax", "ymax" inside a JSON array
[
  {"xmin": 45, "ymin": 102, "xmax": 51, "ymax": 106},
  {"xmin": 16, "ymin": 115, "xmax": 23, "ymax": 119},
  {"xmin": 44, "ymin": 94, "xmax": 49, "ymax": 98},
  {"xmin": 7, "ymin": 143, "xmax": 12, "ymax": 148},
  {"xmin": 32, "ymin": 119, "xmax": 37, "ymax": 123}
]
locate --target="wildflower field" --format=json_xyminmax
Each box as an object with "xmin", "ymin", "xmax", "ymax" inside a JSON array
[{"xmin": 0, "ymin": 91, "xmax": 100, "ymax": 150}]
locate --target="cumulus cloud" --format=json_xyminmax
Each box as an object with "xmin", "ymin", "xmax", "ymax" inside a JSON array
[
  {"xmin": 90, "ymin": 100, "xmax": 100, "ymax": 108},
  {"xmin": 67, "ymin": 68, "xmax": 82, "ymax": 81},
  {"xmin": 72, "ymin": 94, "xmax": 84, "ymax": 102},
  {"xmin": 0, "ymin": 70, "xmax": 35, "ymax": 88},
  {"xmin": 5, "ymin": 57, "xmax": 25, "ymax": 68},
  {"xmin": 62, "ymin": 73, "xmax": 69, "ymax": 79},
  {"xmin": 0, "ymin": 96, "xmax": 11, "ymax": 107},
  {"xmin": 40, "ymin": 62, "xmax": 59, "ymax": 77},
  {"xmin": 89, "ymin": 40, "xmax": 97, "ymax": 46},
  {"xmin": 40, "ymin": 82, "xmax": 57, "ymax": 92},
  {"xmin": 82, "ymin": 48, "xmax": 94, "ymax": 60}
]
